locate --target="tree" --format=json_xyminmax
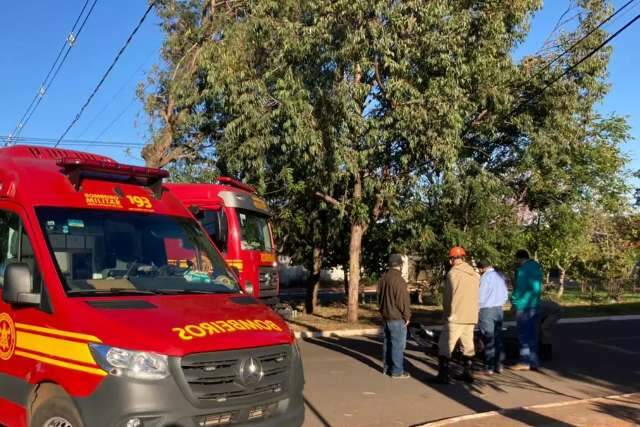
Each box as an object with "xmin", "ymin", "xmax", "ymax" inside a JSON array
[
  {"xmin": 141, "ymin": 0, "xmax": 632, "ymax": 321},
  {"xmin": 141, "ymin": 0, "xmax": 543, "ymax": 322}
]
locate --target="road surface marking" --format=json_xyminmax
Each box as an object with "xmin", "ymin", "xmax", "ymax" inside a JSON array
[{"xmin": 574, "ymin": 339, "xmax": 639, "ymax": 355}]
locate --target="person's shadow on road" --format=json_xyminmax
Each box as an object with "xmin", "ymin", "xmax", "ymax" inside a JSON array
[{"xmin": 304, "ymin": 335, "xmax": 500, "ymax": 414}]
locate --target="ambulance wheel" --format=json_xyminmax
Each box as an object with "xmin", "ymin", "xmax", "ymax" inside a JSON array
[{"xmin": 30, "ymin": 385, "xmax": 84, "ymax": 427}]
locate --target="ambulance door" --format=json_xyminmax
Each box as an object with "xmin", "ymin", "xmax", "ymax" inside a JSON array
[{"xmin": 0, "ymin": 204, "xmax": 51, "ymax": 388}]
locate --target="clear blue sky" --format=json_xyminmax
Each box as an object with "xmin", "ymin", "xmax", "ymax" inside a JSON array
[{"xmin": 1, "ymin": 1, "xmax": 638, "ymax": 183}]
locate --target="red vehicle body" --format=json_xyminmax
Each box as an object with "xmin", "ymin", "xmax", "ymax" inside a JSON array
[
  {"xmin": 0, "ymin": 146, "xmax": 304, "ymax": 427},
  {"xmin": 166, "ymin": 182, "xmax": 279, "ymax": 306}
]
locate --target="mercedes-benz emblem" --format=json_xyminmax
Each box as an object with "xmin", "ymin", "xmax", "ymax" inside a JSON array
[{"xmin": 238, "ymin": 357, "xmax": 264, "ymax": 387}]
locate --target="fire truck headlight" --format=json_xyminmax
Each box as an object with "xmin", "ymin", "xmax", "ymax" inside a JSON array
[{"xmin": 90, "ymin": 344, "xmax": 170, "ymax": 380}]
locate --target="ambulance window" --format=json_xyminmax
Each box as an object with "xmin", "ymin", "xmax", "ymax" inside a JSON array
[
  {"xmin": 200, "ymin": 210, "xmax": 228, "ymax": 253},
  {"xmin": 0, "ymin": 210, "xmax": 42, "ymax": 292}
]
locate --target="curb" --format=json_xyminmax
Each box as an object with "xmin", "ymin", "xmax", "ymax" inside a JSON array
[
  {"xmin": 414, "ymin": 392, "xmax": 639, "ymax": 426},
  {"xmin": 292, "ymin": 314, "xmax": 640, "ymax": 339}
]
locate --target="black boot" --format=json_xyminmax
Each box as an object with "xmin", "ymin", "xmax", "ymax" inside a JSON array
[
  {"xmin": 540, "ymin": 343, "xmax": 553, "ymax": 361},
  {"xmin": 455, "ymin": 356, "xmax": 474, "ymax": 384},
  {"xmin": 435, "ymin": 356, "xmax": 451, "ymax": 384}
]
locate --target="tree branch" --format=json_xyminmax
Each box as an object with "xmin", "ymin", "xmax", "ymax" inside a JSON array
[
  {"xmin": 375, "ymin": 61, "xmax": 395, "ymax": 109},
  {"xmin": 374, "ymin": 61, "xmax": 386, "ymax": 95},
  {"xmin": 471, "ymin": 109, "xmax": 489, "ymax": 126},
  {"xmin": 372, "ymin": 195, "xmax": 384, "ymax": 221},
  {"xmin": 172, "ymin": 43, "xmax": 200, "ymax": 81},
  {"xmin": 315, "ymin": 191, "xmax": 342, "ymax": 207}
]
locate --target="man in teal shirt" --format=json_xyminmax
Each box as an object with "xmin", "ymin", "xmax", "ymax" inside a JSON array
[{"xmin": 511, "ymin": 249, "xmax": 542, "ymax": 370}]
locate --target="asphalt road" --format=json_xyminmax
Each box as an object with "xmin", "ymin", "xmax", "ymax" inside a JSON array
[{"xmin": 299, "ymin": 319, "xmax": 640, "ymax": 427}]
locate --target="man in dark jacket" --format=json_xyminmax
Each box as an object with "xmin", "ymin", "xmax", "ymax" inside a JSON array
[{"xmin": 378, "ymin": 254, "xmax": 411, "ymax": 379}]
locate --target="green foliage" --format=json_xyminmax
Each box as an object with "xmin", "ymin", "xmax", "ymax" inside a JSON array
[{"xmin": 166, "ymin": 158, "xmax": 219, "ymax": 183}]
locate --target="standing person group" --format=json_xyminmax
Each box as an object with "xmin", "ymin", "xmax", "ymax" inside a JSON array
[{"xmin": 378, "ymin": 246, "xmax": 548, "ymax": 382}]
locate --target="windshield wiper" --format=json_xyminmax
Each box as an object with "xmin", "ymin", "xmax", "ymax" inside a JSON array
[{"xmin": 67, "ymin": 288, "xmax": 157, "ymax": 296}]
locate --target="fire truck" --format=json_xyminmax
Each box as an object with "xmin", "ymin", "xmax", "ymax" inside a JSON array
[
  {"xmin": 0, "ymin": 146, "xmax": 304, "ymax": 427},
  {"xmin": 166, "ymin": 181, "xmax": 279, "ymax": 306}
]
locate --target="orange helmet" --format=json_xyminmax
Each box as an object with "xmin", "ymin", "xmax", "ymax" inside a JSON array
[{"xmin": 449, "ymin": 246, "xmax": 466, "ymax": 258}]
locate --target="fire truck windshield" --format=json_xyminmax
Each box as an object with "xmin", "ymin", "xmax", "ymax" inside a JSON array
[
  {"xmin": 35, "ymin": 207, "xmax": 241, "ymax": 296},
  {"xmin": 237, "ymin": 209, "xmax": 273, "ymax": 252}
]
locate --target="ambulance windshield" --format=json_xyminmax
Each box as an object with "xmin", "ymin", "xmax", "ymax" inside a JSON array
[{"xmin": 35, "ymin": 208, "xmax": 241, "ymax": 296}]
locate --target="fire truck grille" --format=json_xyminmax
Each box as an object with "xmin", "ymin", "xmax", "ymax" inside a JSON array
[
  {"xmin": 258, "ymin": 267, "xmax": 278, "ymax": 291},
  {"xmin": 179, "ymin": 345, "xmax": 290, "ymax": 404}
]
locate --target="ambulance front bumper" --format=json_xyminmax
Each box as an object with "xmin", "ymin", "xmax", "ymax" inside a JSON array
[{"xmin": 74, "ymin": 348, "xmax": 305, "ymax": 427}]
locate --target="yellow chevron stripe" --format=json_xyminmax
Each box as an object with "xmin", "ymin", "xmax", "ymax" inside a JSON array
[
  {"xmin": 16, "ymin": 331, "xmax": 96, "ymax": 365},
  {"xmin": 15, "ymin": 350, "xmax": 106, "ymax": 377},
  {"xmin": 15, "ymin": 323, "xmax": 101, "ymax": 343}
]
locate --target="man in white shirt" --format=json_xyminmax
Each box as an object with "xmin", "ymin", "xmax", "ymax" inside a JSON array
[{"xmin": 477, "ymin": 259, "xmax": 508, "ymax": 375}]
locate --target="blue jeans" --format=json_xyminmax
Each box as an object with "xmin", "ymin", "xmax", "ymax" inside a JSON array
[
  {"xmin": 516, "ymin": 308, "xmax": 540, "ymax": 368},
  {"xmin": 383, "ymin": 320, "xmax": 407, "ymax": 375},
  {"xmin": 479, "ymin": 306, "xmax": 503, "ymax": 371}
]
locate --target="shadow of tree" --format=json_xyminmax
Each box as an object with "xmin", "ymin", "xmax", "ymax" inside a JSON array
[{"xmin": 591, "ymin": 398, "xmax": 640, "ymax": 425}]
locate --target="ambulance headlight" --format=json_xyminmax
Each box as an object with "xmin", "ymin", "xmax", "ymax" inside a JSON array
[{"xmin": 90, "ymin": 344, "xmax": 169, "ymax": 380}]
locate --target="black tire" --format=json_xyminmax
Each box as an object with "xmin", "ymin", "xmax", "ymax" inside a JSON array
[{"xmin": 31, "ymin": 387, "xmax": 84, "ymax": 427}]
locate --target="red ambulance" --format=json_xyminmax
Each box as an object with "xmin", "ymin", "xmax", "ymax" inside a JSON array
[
  {"xmin": 166, "ymin": 181, "xmax": 279, "ymax": 306},
  {"xmin": 0, "ymin": 146, "xmax": 304, "ymax": 427}
]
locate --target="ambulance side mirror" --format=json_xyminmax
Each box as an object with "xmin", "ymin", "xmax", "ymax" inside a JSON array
[{"xmin": 2, "ymin": 263, "xmax": 41, "ymax": 306}]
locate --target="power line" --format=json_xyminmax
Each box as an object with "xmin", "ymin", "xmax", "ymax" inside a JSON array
[
  {"xmin": 528, "ymin": 0, "xmax": 639, "ymax": 83},
  {"xmin": 8, "ymin": 0, "xmax": 99, "ymax": 142},
  {"xmin": 511, "ymin": 12, "xmax": 640, "ymax": 117},
  {"xmin": 76, "ymin": 50, "xmax": 157, "ymax": 139},
  {"xmin": 16, "ymin": 0, "xmax": 99, "ymax": 140},
  {"xmin": 55, "ymin": 2, "xmax": 156, "ymax": 148},
  {"xmin": 94, "ymin": 98, "xmax": 138, "ymax": 141},
  {"xmin": 0, "ymin": 135, "xmax": 145, "ymax": 148},
  {"xmin": 9, "ymin": 0, "xmax": 92, "ymax": 141}
]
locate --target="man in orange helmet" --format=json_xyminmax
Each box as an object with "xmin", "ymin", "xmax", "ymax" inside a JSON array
[{"xmin": 436, "ymin": 246, "xmax": 480, "ymax": 384}]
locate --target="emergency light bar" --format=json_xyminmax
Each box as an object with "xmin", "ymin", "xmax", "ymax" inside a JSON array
[
  {"xmin": 57, "ymin": 158, "xmax": 169, "ymax": 197},
  {"xmin": 217, "ymin": 176, "xmax": 256, "ymax": 194}
]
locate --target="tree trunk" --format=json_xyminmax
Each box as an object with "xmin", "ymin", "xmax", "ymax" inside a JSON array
[
  {"xmin": 305, "ymin": 246, "xmax": 322, "ymax": 314},
  {"xmin": 347, "ymin": 222, "xmax": 364, "ymax": 323},
  {"xmin": 557, "ymin": 263, "xmax": 566, "ymax": 298}
]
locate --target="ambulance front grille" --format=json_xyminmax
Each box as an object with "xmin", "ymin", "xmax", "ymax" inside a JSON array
[{"xmin": 179, "ymin": 345, "xmax": 291, "ymax": 404}]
